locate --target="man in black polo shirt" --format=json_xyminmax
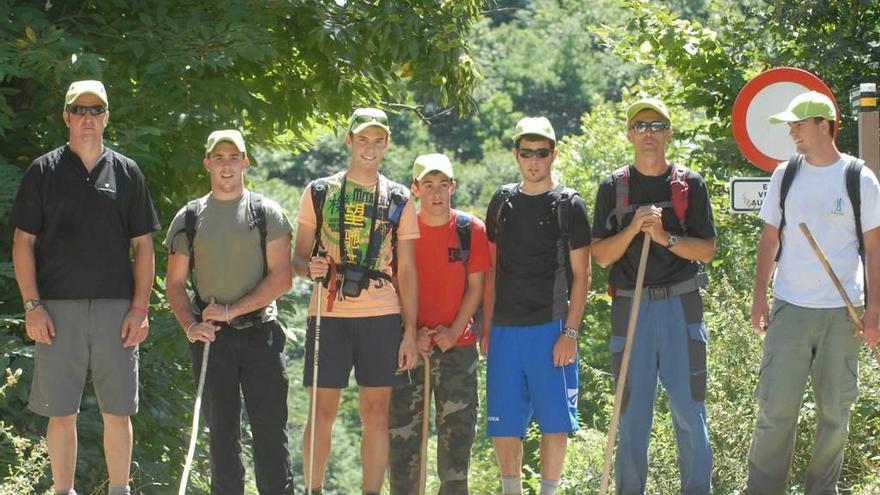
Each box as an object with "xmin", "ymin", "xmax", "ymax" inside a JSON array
[
  {"xmin": 10, "ymin": 80, "xmax": 160, "ymax": 495},
  {"xmin": 591, "ymin": 98, "xmax": 715, "ymax": 494}
]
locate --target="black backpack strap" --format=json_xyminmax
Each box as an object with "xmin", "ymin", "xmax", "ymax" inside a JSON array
[
  {"xmin": 374, "ymin": 177, "xmax": 409, "ymax": 276},
  {"xmin": 455, "ymin": 211, "xmax": 472, "ymax": 264},
  {"xmin": 310, "ymin": 178, "xmax": 329, "ymax": 257},
  {"xmin": 554, "ymin": 185, "xmax": 579, "ymax": 290},
  {"xmin": 184, "ymin": 198, "xmax": 204, "ymax": 304},
  {"xmin": 776, "ymin": 154, "xmax": 802, "ymax": 262},
  {"xmin": 248, "ymin": 192, "xmax": 268, "ymax": 277},
  {"xmin": 606, "ymin": 165, "xmax": 633, "ymax": 232},
  {"xmin": 845, "ymin": 157, "xmax": 867, "ymax": 299}
]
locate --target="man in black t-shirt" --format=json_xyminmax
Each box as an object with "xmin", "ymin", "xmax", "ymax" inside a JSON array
[
  {"xmin": 10, "ymin": 80, "xmax": 160, "ymax": 495},
  {"xmin": 591, "ymin": 98, "xmax": 715, "ymax": 494},
  {"xmin": 482, "ymin": 117, "xmax": 592, "ymax": 495}
]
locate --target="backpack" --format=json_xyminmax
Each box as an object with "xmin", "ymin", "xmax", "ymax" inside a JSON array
[
  {"xmin": 455, "ymin": 211, "xmax": 473, "ymax": 264},
  {"xmin": 491, "ymin": 183, "xmax": 579, "ymax": 288},
  {"xmin": 776, "ymin": 154, "xmax": 865, "ymax": 284},
  {"xmin": 309, "ymin": 174, "xmax": 409, "ymax": 277},
  {"xmin": 174, "ymin": 192, "xmax": 268, "ymax": 304},
  {"xmin": 604, "ymin": 163, "xmax": 690, "ymax": 234}
]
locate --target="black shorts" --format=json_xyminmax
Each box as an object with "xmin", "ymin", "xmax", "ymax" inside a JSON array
[{"xmin": 303, "ymin": 314, "xmax": 406, "ymax": 388}]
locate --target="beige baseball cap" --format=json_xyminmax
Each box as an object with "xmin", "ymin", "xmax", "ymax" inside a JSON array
[
  {"xmin": 205, "ymin": 129, "xmax": 247, "ymax": 155},
  {"xmin": 626, "ymin": 98, "xmax": 671, "ymax": 123},
  {"xmin": 65, "ymin": 80, "xmax": 109, "ymax": 108},
  {"xmin": 412, "ymin": 153, "xmax": 454, "ymax": 181},
  {"xmin": 511, "ymin": 116, "xmax": 556, "ymax": 144}
]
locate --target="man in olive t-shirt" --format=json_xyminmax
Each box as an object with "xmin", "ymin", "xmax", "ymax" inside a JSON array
[{"xmin": 164, "ymin": 130, "xmax": 294, "ymax": 495}]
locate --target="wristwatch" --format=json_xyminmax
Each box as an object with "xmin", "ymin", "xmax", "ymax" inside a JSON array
[
  {"xmin": 563, "ymin": 327, "xmax": 578, "ymax": 340},
  {"xmin": 666, "ymin": 233, "xmax": 679, "ymax": 248},
  {"xmin": 24, "ymin": 299, "xmax": 42, "ymax": 312}
]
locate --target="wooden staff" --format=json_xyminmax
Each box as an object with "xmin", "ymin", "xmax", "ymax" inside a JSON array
[
  {"xmin": 419, "ymin": 355, "xmax": 432, "ymax": 495},
  {"xmin": 599, "ymin": 234, "xmax": 652, "ymax": 495},
  {"xmin": 799, "ymin": 223, "xmax": 880, "ymax": 365}
]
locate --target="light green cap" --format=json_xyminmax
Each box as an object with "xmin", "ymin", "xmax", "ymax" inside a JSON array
[
  {"xmin": 511, "ymin": 116, "xmax": 556, "ymax": 144},
  {"xmin": 205, "ymin": 129, "xmax": 247, "ymax": 156},
  {"xmin": 626, "ymin": 98, "xmax": 671, "ymax": 123},
  {"xmin": 348, "ymin": 107, "xmax": 391, "ymax": 135},
  {"xmin": 65, "ymin": 80, "xmax": 108, "ymax": 108},
  {"xmin": 768, "ymin": 90, "xmax": 836, "ymax": 123},
  {"xmin": 412, "ymin": 153, "xmax": 454, "ymax": 181}
]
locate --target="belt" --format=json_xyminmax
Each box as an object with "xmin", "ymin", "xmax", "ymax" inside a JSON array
[
  {"xmin": 614, "ymin": 272, "xmax": 708, "ymax": 300},
  {"xmin": 225, "ymin": 313, "xmax": 265, "ymax": 330}
]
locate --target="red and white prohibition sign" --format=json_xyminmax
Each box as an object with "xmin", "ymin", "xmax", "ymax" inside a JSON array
[{"xmin": 732, "ymin": 67, "xmax": 839, "ymax": 173}]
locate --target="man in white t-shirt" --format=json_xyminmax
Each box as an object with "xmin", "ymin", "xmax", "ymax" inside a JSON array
[{"xmin": 746, "ymin": 91, "xmax": 880, "ymax": 494}]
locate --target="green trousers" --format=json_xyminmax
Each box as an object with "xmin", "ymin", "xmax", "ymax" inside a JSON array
[{"xmin": 746, "ymin": 300, "xmax": 861, "ymax": 495}]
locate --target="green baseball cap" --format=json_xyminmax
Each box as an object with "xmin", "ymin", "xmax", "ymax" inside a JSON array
[
  {"xmin": 412, "ymin": 153, "xmax": 454, "ymax": 181},
  {"xmin": 65, "ymin": 80, "xmax": 109, "ymax": 108},
  {"xmin": 768, "ymin": 91, "xmax": 836, "ymax": 123},
  {"xmin": 348, "ymin": 107, "xmax": 391, "ymax": 135},
  {"xmin": 511, "ymin": 117, "xmax": 556, "ymax": 144},
  {"xmin": 626, "ymin": 98, "xmax": 671, "ymax": 123},
  {"xmin": 205, "ymin": 129, "xmax": 247, "ymax": 156}
]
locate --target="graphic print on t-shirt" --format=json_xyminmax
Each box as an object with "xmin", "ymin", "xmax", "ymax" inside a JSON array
[{"xmin": 319, "ymin": 176, "xmax": 394, "ymax": 270}]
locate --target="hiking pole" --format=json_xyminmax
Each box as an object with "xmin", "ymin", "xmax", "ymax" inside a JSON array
[
  {"xmin": 799, "ymin": 223, "xmax": 880, "ymax": 366},
  {"xmin": 419, "ymin": 354, "xmax": 431, "ymax": 495},
  {"xmin": 178, "ymin": 298, "xmax": 215, "ymax": 495},
  {"xmin": 599, "ymin": 235, "xmax": 652, "ymax": 495},
  {"xmin": 307, "ymin": 277, "xmax": 323, "ymax": 494}
]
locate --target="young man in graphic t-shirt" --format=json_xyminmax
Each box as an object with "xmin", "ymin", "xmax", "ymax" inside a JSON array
[
  {"xmin": 388, "ymin": 154, "xmax": 490, "ymax": 494},
  {"xmin": 293, "ymin": 108, "xmax": 419, "ymax": 495},
  {"xmin": 483, "ymin": 117, "xmax": 592, "ymax": 495}
]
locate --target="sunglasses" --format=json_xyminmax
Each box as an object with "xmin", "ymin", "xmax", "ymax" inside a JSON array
[
  {"xmin": 350, "ymin": 114, "xmax": 388, "ymax": 128},
  {"xmin": 629, "ymin": 120, "xmax": 670, "ymax": 133},
  {"xmin": 66, "ymin": 104, "xmax": 107, "ymax": 116},
  {"xmin": 517, "ymin": 148, "xmax": 552, "ymax": 159}
]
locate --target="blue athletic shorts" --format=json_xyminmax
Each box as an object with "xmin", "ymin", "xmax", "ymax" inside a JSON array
[{"xmin": 486, "ymin": 319, "xmax": 579, "ymax": 437}]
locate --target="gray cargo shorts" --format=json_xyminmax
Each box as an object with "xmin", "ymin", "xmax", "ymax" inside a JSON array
[{"xmin": 28, "ymin": 299, "xmax": 138, "ymax": 417}]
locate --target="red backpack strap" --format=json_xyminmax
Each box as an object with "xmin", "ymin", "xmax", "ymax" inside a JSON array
[
  {"xmin": 605, "ymin": 165, "xmax": 633, "ymax": 232},
  {"xmin": 669, "ymin": 163, "xmax": 690, "ymax": 235}
]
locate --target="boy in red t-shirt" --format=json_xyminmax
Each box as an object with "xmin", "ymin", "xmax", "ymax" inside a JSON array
[{"xmin": 388, "ymin": 153, "xmax": 490, "ymax": 494}]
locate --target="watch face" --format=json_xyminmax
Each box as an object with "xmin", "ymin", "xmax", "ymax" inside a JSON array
[
  {"xmin": 564, "ymin": 327, "xmax": 578, "ymax": 339},
  {"xmin": 24, "ymin": 300, "xmax": 41, "ymax": 311}
]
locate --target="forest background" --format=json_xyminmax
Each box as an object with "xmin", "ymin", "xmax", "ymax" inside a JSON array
[{"xmin": 1, "ymin": 0, "xmax": 879, "ymax": 494}]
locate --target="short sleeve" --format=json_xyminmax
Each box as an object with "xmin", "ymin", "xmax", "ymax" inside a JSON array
[
  {"xmin": 591, "ymin": 177, "xmax": 616, "ymax": 239},
  {"xmin": 163, "ymin": 207, "xmax": 189, "ymax": 255},
  {"xmin": 682, "ymin": 171, "xmax": 716, "ymax": 239},
  {"xmin": 466, "ymin": 216, "xmax": 491, "ymax": 274},
  {"xmin": 758, "ymin": 164, "xmax": 786, "ymax": 228},
  {"xmin": 396, "ymin": 199, "xmax": 420, "ymax": 241},
  {"xmin": 9, "ymin": 163, "xmax": 44, "ymax": 235},
  {"xmin": 859, "ymin": 166, "xmax": 880, "ymax": 232},
  {"xmin": 568, "ymin": 194, "xmax": 592, "ymax": 249},
  {"xmin": 263, "ymin": 197, "xmax": 294, "ymax": 242},
  {"xmin": 297, "ymin": 184, "xmax": 318, "ymax": 229},
  {"xmin": 484, "ymin": 189, "xmax": 503, "ymax": 243},
  {"xmin": 125, "ymin": 161, "xmax": 161, "ymax": 237}
]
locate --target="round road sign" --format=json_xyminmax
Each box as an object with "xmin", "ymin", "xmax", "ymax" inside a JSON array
[{"xmin": 732, "ymin": 67, "xmax": 839, "ymax": 173}]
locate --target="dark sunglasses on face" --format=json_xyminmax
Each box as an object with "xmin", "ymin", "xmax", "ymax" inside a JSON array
[
  {"xmin": 517, "ymin": 148, "xmax": 552, "ymax": 159},
  {"xmin": 66, "ymin": 104, "xmax": 107, "ymax": 116},
  {"xmin": 629, "ymin": 120, "xmax": 670, "ymax": 133}
]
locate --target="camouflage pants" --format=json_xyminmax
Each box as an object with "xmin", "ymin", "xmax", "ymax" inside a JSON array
[{"xmin": 389, "ymin": 345, "xmax": 478, "ymax": 495}]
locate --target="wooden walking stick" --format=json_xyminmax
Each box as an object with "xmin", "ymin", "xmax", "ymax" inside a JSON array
[
  {"xmin": 178, "ymin": 298, "xmax": 215, "ymax": 495},
  {"xmin": 307, "ymin": 278, "xmax": 324, "ymax": 494},
  {"xmin": 599, "ymin": 235, "xmax": 652, "ymax": 495},
  {"xmin": 419, "ymin": 355, "xmax": 432, "ymax": 495},
  {"xmin": 799, "ymin": 223, "xmax": 880, "ymax": 365}
]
